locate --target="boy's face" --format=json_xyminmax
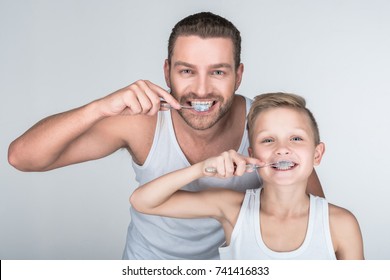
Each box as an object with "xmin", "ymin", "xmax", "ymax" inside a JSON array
[
  {"xmin": 249, "ymin": 107, "xmax": 325, "ymax": 187},
  {"xmin": 164, "ymin": 35, "xmax": 243, "ymax": 130}
]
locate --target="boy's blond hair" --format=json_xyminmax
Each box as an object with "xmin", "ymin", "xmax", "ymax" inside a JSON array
[{"xmin": 247, "ymin": 92, "xmax": 320, "ymax": 146}]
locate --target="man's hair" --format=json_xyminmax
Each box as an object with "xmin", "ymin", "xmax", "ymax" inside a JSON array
[
  {"xmin": 168, "ymin": 12, "xmax": 241, "ymax": 69},
  {"xmin": 247, "ymin": 92, "xmax": 320, "ymax": 146}
]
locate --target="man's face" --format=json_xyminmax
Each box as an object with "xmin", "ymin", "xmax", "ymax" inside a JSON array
[{"xmin": 164, "ymin": 35, "xmax": 243, "ymax": 130}]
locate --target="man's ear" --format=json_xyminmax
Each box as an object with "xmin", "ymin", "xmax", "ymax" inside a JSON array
[
  {"xmin": 235, "ymin": 63, "xmax": 244, "ymax": 91},
  {"xmin": 314, "ymin": 142, "xmax": 325, "ymax": 166},
  {"xmin": 164, "ymin": 59, "xmax": 171, "ymax": 88}
]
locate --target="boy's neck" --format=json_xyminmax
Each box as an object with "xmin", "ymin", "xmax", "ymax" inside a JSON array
[{"xmin": 260, "ymin": 184, "xmax": 310, "ymax": 217}]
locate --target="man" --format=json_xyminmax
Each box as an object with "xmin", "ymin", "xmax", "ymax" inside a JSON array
[{"xmin": 8, "ymin": 12, "xmax": 323, "ymax": 259}]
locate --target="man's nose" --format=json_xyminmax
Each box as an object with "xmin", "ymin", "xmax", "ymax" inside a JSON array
[{"xmin": 194, "ymin": 74, "xmax": 211, "ymax": 97}]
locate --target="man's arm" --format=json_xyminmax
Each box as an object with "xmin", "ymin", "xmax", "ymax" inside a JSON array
[
  {"xmin": 8, "ymin": 80, "xmax": 181, "ymax": 171},
  {"xmin": 307, "ymin": 169, "xmax": 325, "ymax": 197}
]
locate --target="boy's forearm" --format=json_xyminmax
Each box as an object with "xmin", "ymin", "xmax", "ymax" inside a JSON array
[{"xmin": 130, "ymin": 162, "xmax": 204, "ymax": 212}]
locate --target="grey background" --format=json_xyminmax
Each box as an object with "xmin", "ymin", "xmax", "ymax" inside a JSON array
[{"xmin": 1, "ymin": 0, "xmax": 389, "ymax": 259}]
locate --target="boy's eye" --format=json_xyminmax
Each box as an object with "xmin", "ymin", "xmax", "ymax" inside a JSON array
[
  {"xmin": 291, "ymin": 136, "xmax": 303, "ymax": 141},
  {"xmin": 261, "ymin": 138, "xmax": 274, "ymax": 143}
]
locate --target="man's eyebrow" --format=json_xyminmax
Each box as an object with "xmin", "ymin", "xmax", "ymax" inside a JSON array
[
  {"xmin": 173, "ymin": 61, "xmax": 233, "ymax": 69},
  {"xmin": 210, "ymin": 63, "xmax": 233, "ymax": 69},
  {"xmin": 173, "ymin": 61, "xmax": 194, "ymax": 68}
]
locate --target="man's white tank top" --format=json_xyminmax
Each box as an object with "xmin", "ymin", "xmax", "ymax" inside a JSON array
[
  {"xmin": 123, "ymin": 96, "xmax": 261, "ymax": 259},
  {"xmin": 219, "ymin": 188, "xmax": 337, "ymax": 259}
]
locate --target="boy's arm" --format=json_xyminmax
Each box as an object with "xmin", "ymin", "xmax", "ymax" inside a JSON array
[
  {"xmin": 329, "ymin": 204, "xmax": 364, "ymax": 260},
  {"xmin": 130, "ymin": 150, "xmax": 261, "ymax": 219},
  {"xmin": 130, "ymin": 162, "xmax": 224, "ymax": 219}
]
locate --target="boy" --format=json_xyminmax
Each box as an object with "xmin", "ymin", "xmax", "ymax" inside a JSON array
[{"xmin": 130, "ymin": 92, "xmax": 364, "ymax": 259}]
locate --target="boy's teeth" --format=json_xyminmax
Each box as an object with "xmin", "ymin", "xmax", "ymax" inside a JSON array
[{"xmin": 273, "ymin": 161, "xmax": 295, "ymax": 170}]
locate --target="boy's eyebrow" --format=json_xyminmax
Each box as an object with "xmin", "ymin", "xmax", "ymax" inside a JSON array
[
  {"xmin": 173, "ymin": 61, "xmax": 233, "ymax": 69},
  {"xmin": 254, "ymin": 128, "xmax": 310, "ymax": 136}
]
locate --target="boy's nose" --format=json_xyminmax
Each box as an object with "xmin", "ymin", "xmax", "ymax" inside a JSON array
[{"xmin": 275, "ymin": 144, "xmax": 291, "ymax": 156}]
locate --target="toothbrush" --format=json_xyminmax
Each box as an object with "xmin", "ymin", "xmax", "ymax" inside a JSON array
[
  {"xmin": 160, "ymin": 101, "xmax": 212, "ymax": 112},
  {"xmin": 204, "ymin": 161, "xmax": 295, "ymax": 173}
]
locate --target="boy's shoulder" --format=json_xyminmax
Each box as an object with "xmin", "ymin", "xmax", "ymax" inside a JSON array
[
  {"xmin": 327, "ymin": 203, "xmax": 364, "ymax": 259},
  {"xmin": 328, "ymin": 203, "xmax": 357, "ymax": 221},
  {"xmin": 328, "ymin": 203, "xmax": 361, "ymax": 239}
]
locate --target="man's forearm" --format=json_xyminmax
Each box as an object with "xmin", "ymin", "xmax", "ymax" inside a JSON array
[{"xmin": 8, "ymin": 100, "xmax": 105, "ymax": 171}]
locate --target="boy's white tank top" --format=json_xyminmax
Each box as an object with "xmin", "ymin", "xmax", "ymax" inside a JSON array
[
  {"xmin": 219, "ymin": 188, "xmax": 337, "ymax": 260},
  {"xmin": 123, "ymin": 96, "xmax": 261, "ymax": 259}
]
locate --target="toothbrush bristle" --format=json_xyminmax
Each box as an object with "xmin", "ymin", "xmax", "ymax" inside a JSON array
[
  {"xmin": 272, "ymin": 161, "xmax": 295, "ymax": 170},
  {"xmin": 191, "ymin": 101, "xmax": 213, "ymax": 112},
  {"xmin": 193, "ymin": 104, "xmax": 210, "ymax": 112}
]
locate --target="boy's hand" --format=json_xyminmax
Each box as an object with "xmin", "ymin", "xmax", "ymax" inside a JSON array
[{"xmin": 203, "ymin": 149, "xmax": 263, "ymax": 178}]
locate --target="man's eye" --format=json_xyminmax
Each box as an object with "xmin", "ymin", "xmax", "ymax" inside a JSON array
[
  {"xmin": 181, "ymin": 69, "xmax": 192, "ymax": 74},
  {"xmin": 213, "ymin": 70, "xmax": 224, "ymax": 75}
]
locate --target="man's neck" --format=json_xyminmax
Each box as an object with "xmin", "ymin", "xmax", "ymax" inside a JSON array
[{"xmin": 172, "ymin": 95, "xmax": 246, "ymax": 163}]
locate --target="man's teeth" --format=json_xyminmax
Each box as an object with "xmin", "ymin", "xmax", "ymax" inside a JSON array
[{"xmin": 190, "ymin": 101, "xmax": 213, "ymax": 112}]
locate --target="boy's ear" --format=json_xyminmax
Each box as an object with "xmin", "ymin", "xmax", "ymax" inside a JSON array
[
  {"xmin": 314, "ymin": 142, "xmax": 325, "ymax": 166},
  {"xmin": 248, "ymin": 147, "xmax": 253, "ymax": 157}
]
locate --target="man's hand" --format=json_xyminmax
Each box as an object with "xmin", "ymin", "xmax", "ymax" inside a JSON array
[{"xmin": 96, "ymin": 80, "xmax": 181, "ymax": 117}]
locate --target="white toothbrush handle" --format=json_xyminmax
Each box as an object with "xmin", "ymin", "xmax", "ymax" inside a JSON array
[{"xmin": 204, "ymin": 164, "xmax": 261, "ymax": 174}]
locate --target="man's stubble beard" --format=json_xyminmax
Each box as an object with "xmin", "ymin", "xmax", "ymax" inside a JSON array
[{"xmin": 170, "ymin": 88, "xmax": 235, "ymax": 131}]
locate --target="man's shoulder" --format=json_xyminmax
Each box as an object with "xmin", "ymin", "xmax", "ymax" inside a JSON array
[
  {"xmin": 235, "ymin": 94, "xmax": 252, "ymax": 103},
  {"xmin": 233, "ymin": 94, "xmax": 252, "ymax": 114}
]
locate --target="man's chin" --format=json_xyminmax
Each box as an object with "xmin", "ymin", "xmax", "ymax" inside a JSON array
[{"xmin": 180, "ymin": 116, "xmax": 218, "ymax": 131}]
